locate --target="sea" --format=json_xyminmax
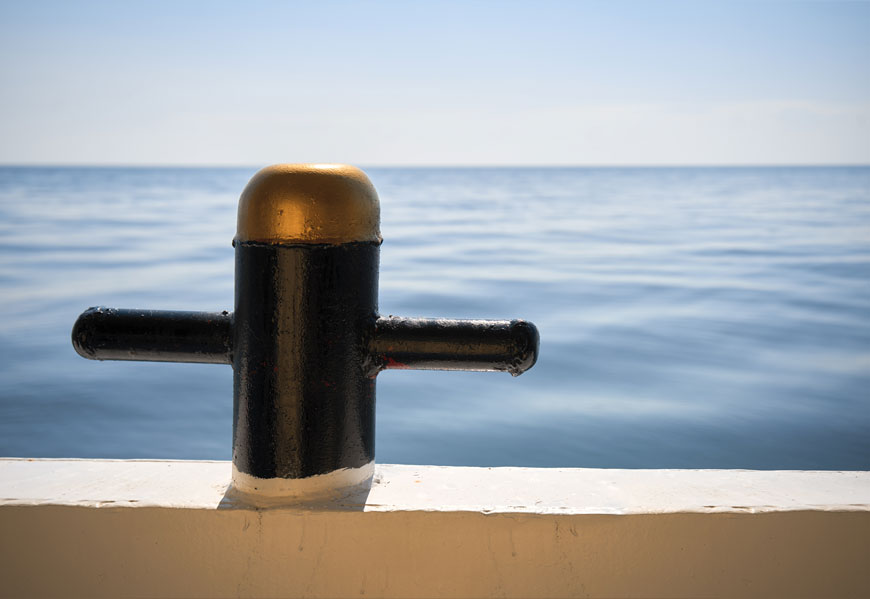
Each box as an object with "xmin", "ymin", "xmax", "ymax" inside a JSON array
[{"xmin": 0, "ymin": 166, "xmax": 868, "ymax": 470}]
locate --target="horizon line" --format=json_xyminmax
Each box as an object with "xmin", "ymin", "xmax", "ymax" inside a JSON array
[{"xmin": 1, "ymin": 162, "xmax": 869, "ymax": 169}]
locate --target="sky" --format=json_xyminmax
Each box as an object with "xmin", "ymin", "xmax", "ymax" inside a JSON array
[{"xmin": 0, "ymin": 0, "xmax": 868, "ymax": 166}]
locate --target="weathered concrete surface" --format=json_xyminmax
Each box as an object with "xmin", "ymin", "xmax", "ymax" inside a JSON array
[{"xmin": 2, "ymin": 459, "xmax": 869, "ymax": 598}]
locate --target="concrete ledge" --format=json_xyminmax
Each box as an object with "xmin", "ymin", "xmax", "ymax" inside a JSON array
[{"xmin": 2, "ymin": 459, "xmax": 869, "ymax": 597}]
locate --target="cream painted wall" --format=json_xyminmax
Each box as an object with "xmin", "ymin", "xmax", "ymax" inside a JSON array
[{"xmin": 1, "ymin": 460, "xmax": 869, "ymax": 598}]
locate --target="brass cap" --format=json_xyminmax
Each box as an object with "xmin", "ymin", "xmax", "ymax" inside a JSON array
[{"xmin": 235, "ymin": 164, "xmax": 381, "ymax": 245}]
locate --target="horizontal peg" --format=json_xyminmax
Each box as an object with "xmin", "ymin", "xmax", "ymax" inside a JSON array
[
  {"xmin": 369, "ymin": 317, "xmax": 539, "ymax": 376},
  {"xmin": 72, "ymin": 307, "xmax": 232, "ymax": 365}
]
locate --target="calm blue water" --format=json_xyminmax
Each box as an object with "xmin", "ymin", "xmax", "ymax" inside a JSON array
[{"xmin": 0, "ymin": 166, "xmax": 868, "ymax": 469}]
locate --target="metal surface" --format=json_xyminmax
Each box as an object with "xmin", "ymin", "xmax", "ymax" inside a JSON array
[
  {"xmin": 233, "ymin": 241, "xmax": 379, "ymax": 480},
  {"xmin": 72, "ymin": 307, "xmax": 232, "ymax": 364},
  {"xmin": 71, "ymin": 163, "xmax": 539, "ymax": 494},
  {"xmin": 370, "ymin": 317, "xmax": 539, "ymax": 376},
  {"xmin": 235, "ymin": 164, "xmax": 381, "ymax": 245}
]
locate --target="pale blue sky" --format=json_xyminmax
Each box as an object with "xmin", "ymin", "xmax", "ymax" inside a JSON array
[{"xmin": 1, "ymin": 0, "xmax": 868, "ymax": 165}]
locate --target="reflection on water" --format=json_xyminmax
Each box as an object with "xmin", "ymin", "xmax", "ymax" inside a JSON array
[{"xmin": 0, "ymin": 166, "xmax": 868, "ymax": 469}]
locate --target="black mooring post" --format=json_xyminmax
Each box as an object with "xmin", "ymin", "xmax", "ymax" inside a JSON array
[{"xmin": 72, "ymin": 164, "xmax": 539, "ymax": 501}]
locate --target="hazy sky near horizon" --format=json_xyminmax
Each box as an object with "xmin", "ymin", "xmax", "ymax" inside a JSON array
[{"xmin": 1, "ymin": 1, "xmax": 868, "ymax": 166}]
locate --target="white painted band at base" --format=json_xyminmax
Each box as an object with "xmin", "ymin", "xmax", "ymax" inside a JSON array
[{"xmin": 230, "ymin": 461, "xmax": 374, "ymax": 504}]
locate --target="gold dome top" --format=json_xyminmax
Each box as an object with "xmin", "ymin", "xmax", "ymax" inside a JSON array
[{"xmin": 235, "ymin": 164, "xmax": 381, "ymax": 245}]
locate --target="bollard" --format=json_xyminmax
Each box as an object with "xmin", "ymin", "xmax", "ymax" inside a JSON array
[{"xmin": 72, "ymin": 164, "xmax": 539, "ymax": 502}]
